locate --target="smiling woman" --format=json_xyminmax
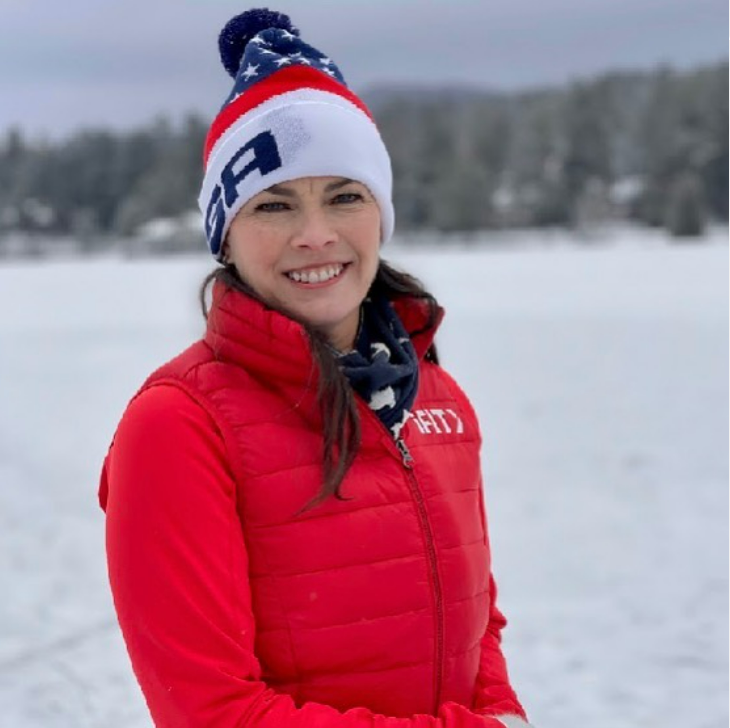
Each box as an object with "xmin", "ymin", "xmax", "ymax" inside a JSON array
[{"xmin": 99, "ymin": 8, "xmax": 532, "ymax": 728}]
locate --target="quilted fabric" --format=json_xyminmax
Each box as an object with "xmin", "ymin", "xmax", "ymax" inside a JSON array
[{"xmin": 100, "ymin": 281, "xmax": 526, "ymax": 726}]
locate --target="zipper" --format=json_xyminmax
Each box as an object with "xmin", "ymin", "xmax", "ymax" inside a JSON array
[
  {"xmin": 360, "ymin": 406, "xmax": 445, "ymax": 713},
  {"xmin": 395, "ymin": 437, "xmax": 414, "ymax": 466},
  {"xmin": 401, "ymin": 442, "xmax": 445, "ymax": 715}
]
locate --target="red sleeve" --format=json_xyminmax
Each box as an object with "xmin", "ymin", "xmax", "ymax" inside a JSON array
[
  {"xmin": 103, "ymin": 384, "xmax": 509, "ymax": 728},
  {"xmin": 470, "ymin": 475, "xmax": 527, "ymax": 722},
  {"xmin": 471, "ymin": 574, "xmax": 527, "ymax": 721}
]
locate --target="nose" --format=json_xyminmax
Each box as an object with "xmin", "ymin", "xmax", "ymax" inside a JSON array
[{"xmin": 290, "ymin": 206, "xmax": 337, "ymax": 251}]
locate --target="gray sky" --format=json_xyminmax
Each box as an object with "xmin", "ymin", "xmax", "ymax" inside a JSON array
[{"xmin": 3, "ymin": 0, "xmax": 727, "ymax": 138}]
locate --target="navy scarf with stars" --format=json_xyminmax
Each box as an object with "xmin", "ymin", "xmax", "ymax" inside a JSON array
[{"xmin": 337, "ymin": 296, "xmax": 419, "ymax": 439}]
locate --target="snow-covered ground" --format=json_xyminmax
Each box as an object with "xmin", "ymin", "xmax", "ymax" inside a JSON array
[{"xmin": 1, "ymin": 228, "xmax": 727, "ymax": 727}]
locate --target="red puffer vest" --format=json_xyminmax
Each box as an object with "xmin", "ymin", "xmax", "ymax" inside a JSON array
[{"xmin": 100, "ymin": 282, "xmax": 526, "ymax": 727}]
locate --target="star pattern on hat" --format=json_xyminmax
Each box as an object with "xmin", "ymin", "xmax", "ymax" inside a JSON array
[
  {"xmin": 242, "ymin": 63, "xmax": 260, "ymax": 81},
  {"xmin": 227, "ymin": 27, "xmax": 347, "ymax": 103},
  {"xmin": 290, "ymin": 51, "xmax": 312, "ymax": 65}
]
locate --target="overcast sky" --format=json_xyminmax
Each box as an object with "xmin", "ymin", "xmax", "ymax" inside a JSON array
[{"xmin": 3, "ymin": 0, "xmax": 727, "ymax": 138}]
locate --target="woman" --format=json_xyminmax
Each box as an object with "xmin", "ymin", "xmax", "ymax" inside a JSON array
[{"xmin": 99, "ymin": 9, "xmax": 531, "ymax": 728}]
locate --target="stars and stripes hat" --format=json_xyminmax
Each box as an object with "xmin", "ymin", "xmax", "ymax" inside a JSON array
[{"xmin": 198, "ymin": 8, "xmax": 394, "ymax": 259}]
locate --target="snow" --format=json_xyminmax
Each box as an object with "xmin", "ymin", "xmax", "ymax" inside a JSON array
[{"xmin": 1, "ymin": 228, "xmax": 727, "ymax": 727}]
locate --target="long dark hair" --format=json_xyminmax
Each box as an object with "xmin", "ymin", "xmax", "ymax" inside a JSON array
[{"xmin": 199, "ymin": 259, "xmax": 439, "ymax": 510}]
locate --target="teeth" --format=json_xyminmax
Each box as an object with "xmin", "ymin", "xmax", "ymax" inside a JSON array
[{"xmin": 288, "ymin": 264, "xmax": 344, "ymax": 284}]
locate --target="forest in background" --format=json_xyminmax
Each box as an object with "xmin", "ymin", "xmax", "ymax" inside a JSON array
[{"xmin": 0, "ymin": 60, "xmax": 726, "ymax": 257}]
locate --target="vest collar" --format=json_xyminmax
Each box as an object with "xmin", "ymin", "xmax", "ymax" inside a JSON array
[{"xmin": 204, "ymin": 281, "xmax": 442, "ymax": 387}]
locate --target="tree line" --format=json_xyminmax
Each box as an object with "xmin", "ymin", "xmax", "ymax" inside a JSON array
[{"xmin": 0, "ymin": 60, "xmax": 726, "ymax": 253}]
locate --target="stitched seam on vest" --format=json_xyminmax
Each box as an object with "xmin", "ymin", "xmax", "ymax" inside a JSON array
[
  {"xmin": 248, "ymin": 537, "xmax": 486, "ymax": 579},
  {"xmin": 251, "ymin": 551, "xmax": 423, "ymax": 579},
  {"xmin": 240, "ymin": 459, "xmax": 319, "ymax": 480},
  {"xmin": 260, "ymin": 586, "xmax": 489, "ymax": 634},
  {"xmin": 302, "ymin": 643, "xmax": 481, "ymax": 680},
  {"xmin": 440, "ymin": 537, "xmax": 486, "ymax": 553},
  {"xmin": 182, "ymin": 356, "xmax": 312, "ymax": 417},
  {"xmin": 307, "ymin": 656, "xmax": 433, "ymax": 679},
  {"xmin": 408, "ymin": 436, "xmax": 480, "ymax": 450},
  {"xmin": 255, "ymin": 586, "xmax": 488, "ymax": 636},
  {"xmin": 445, "ymin": 587, "xmax": 490, "ymax": 608},
  {"xmin": 226, "ymin": 417, "xmax": 318, "ymax": 432},
  {"xmin": 443, "ymin": 640, "xmax": 483, "ymax": 661},
  {"xmin": 283, "ymin": 605, "xmax": 430, "ymax": 633},
  {"xmin": 202, "ymin": 381, "xmax": 316, "ymax": 421},
  {"xmin": 242, "ymin": 455, "xmax": 403, "ymax": 480},
  {"xmin": 261, "ymin": 585, "xmax": 489, "ymax": 635},
  {"xmin": 247, "ymin": 498, "xmax": 416, "ymax": 530},
  {"xmin": 429, "ymin": 487, "xmax": 483, "ymax": 496}
]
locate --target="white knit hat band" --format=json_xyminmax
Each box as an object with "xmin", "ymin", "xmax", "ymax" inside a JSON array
[{"xmin": 199, "ymin": 91, "xmax": 394, "ymax": 258}]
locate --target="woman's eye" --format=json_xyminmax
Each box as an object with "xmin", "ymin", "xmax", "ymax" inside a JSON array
[
  {"xmin": 255, "ymin": 201, "xmax": 289, "ymax": 212},
  {"xmin": 332, "ymin": 192, "xmax": 363, "ymax": 205}
]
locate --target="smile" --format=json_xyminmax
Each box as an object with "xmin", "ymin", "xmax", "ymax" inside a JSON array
[{"xmin": 286, "ymin": 264, "xmax": 346, "ymax": 284}]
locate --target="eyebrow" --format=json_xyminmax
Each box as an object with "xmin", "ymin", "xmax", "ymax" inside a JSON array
[
  {"xmin": 264, "ymin": 178, "xmax": 357, "ymax": 197},
  {"xmin": 325, "ymin": 178, "xmax": 356, "ymax": 192}
]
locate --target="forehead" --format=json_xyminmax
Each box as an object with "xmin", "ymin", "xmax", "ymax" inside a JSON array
[{"xmin": 263, "ymin": 176, "xmax": 360, "ymax": 196}]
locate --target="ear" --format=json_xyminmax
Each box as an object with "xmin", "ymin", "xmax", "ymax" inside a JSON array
[{"xmin": 221, "ymin": 242, "xmax": 231, "ymax": 265}]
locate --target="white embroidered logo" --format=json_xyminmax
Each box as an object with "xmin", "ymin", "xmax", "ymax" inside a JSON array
[{"xmin": 410, "ymin": 408, "xmax": 464, "ymax": 435}]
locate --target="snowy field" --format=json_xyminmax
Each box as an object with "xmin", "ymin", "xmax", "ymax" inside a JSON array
[{"xmin": 1, "ymin": 228, "xmax": 727, "ymax": 728}]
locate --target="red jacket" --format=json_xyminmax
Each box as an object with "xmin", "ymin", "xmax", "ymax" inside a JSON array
[{"xmin": 100, "ymin": 282, "xmax": 527, "ymax": 727}]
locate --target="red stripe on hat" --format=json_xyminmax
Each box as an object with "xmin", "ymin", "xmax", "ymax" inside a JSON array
[{"xmin": 203, "ymin": 65, "xmax": 374, "ymax": 164}]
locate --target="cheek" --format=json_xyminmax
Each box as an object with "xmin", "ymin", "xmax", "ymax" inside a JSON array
[
  {"xmin": 352, "ymin": 215, "xmax": 381, "ymax": 259},
  {"xmin": 363, "ymin": 234, "xmax": 381, "ymax": 272},
  {"xmin": 230, "ymin": 244, "xmax": 281, "ymax": 296},
  {"xmin": 229, "ymin": 225, "xmax": 277, "ymax": 271}
]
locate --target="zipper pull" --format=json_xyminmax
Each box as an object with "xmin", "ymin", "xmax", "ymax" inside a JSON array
[{"xmin": 396, "ymin": 438, "xmax": 414, "ymax": 467}]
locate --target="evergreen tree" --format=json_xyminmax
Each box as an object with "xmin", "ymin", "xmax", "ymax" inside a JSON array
[{"xmin": 562, "ymin": 80, "xmax": 613, "ymax": 225}]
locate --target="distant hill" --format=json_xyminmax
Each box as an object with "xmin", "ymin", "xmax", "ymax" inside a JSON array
[{"xmin": 360, "ymin": 84, "xmax": 505, "ymax": 112}]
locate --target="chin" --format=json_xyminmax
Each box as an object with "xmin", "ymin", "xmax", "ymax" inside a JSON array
[
  {"xmin": 301, "ymin": 311, "xmax": 352, "ymax": 332},
  {"xmin": 299, "ymin": 303, "xmax": 361, "ymax": 345}
]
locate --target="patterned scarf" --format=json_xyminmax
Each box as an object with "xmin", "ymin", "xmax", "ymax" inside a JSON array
[{"xmin": 337, "ymin": 296, "xmax": 419, "ymax": 440}]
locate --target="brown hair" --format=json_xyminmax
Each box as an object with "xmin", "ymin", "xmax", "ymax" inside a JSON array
[{"xmin": 199, "ymin": 259, "xmax": 439, "ymax": 510}]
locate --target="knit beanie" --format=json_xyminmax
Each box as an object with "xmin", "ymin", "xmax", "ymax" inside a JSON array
[{"xmin": 198, "ymin": 8, "xmax": 394, "ymax": 259}]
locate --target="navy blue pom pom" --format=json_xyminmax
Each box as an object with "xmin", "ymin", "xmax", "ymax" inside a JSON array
[{"xmin": 218, "ymin": 8, "xmax": 299, "ymax": 78}]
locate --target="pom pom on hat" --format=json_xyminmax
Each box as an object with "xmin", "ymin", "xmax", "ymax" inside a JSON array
[
  {"xmin": 219, "ymin": 8, "xmax": 299, "ymax": 78},
  {"xmin": 199, "ymin": 8, "xmax": 395, "ymax": 258}
]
